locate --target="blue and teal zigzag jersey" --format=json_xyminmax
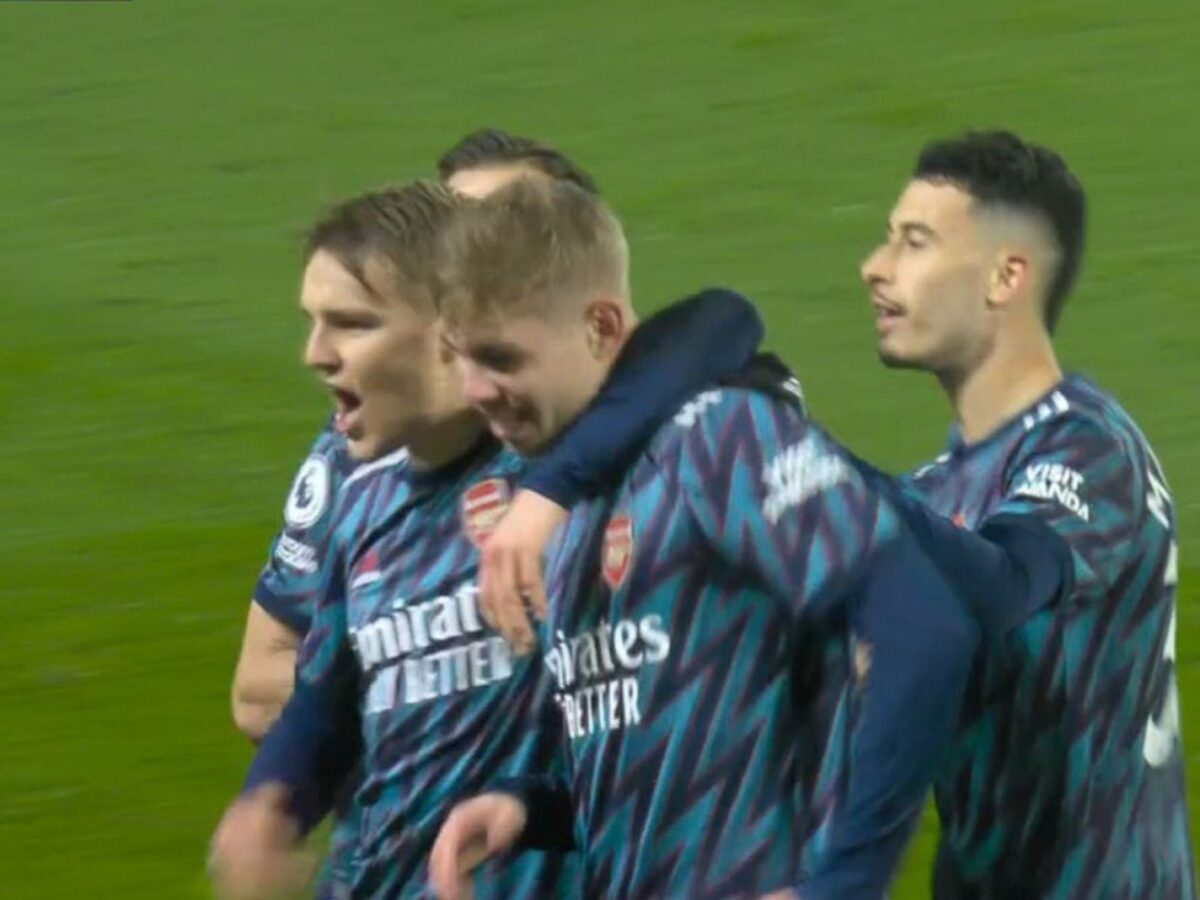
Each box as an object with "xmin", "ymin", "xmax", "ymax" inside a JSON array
[
  {"xmin": 539, "ymin": 384, "xmax": 980, "ymax": 899},
  {"xmin": 904, "ymin": 373, "xmax": 1195, "ymax": 899},
  {"xmin": 254, "ymin": 419, "xmax": 358, "ymax": 634},
  {"xmin": 299, "ymin": 437, "xmax": 573, "ymax": 899}
]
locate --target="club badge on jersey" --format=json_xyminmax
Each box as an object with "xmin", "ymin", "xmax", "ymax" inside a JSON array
[
  {"xmin": 602, "ymin": 514, "xmax": 634, "ymax": 590},
  {"xmin": 461, "ymin": 478, "xmax": 511, "ymax": 547}
]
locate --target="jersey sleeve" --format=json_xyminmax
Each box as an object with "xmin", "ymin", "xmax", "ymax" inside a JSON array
[
  {"xmin": 674, "ymin": 389, "xmax": 904, "ymax": 616},
  {"xmin": 987, "ymin": 413, "xmax": 1140, "ymax": 600},
  {"xmin": 243, "ymin": 513, "xmax": 362, "ymax": 832},
  {"xmin": 520, "ymin": 288, "xmax": 763, "ymax": 508},
  {"xmin": 252, "ymin": 427, "xmax": 346, "ymax": 634}
]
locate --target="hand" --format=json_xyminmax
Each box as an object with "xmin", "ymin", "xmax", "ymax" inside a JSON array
[
  {"xmin": 479, "ymin": 489, "xmax": 568, "ymax": 655},
  {"xmin": 429, "ymin": 793, "xmax": 529, "ymax": 900},
  {"xmin": 208, "ymin": 784, "xmax": 315, "ymax": 899}
]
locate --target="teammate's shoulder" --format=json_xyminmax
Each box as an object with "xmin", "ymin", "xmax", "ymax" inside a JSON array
[
  {"xmin": 279, "ymin": 420, "xmax": 353, "ymax": 531},
  {"xmin": 1007, "ymin": 376, "xmax": 1162, "ymax": 505},
  {"xmin": 1018, "ymin": 376, "xmax": 1147, "ymax": 459},
  {"xmin": 650, "ymin": 381, "xmax": 803, "ymax": 453}
]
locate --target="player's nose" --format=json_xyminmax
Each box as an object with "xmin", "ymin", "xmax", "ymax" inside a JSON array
[
  {"xmin": 860, "ymin": 244, "xmax": 891, "ymax": 287},
  {"xmin": 459, "ymin": 361, "xmax": 502, "ymax": 407},
  {"xmin": 304, "ymin": 324, "xmax": 338, "ymax": 373}
]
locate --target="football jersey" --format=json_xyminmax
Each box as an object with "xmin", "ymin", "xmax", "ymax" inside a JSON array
[
  {"xmin": 904, "ymin": 373, "xmax": 1194, "ymax": 898},
  {"xmin": 539, "ymin": 383, "xmax": 980, "ymax": 898},
  {"xmin": 299, "ymin": 438, "xmax": 573, "ymax": 899}
]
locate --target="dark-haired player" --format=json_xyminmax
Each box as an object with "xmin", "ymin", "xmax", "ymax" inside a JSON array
[{"xmin": 863, "ymin": 129, "xmax": 1194, "ymax": 897}]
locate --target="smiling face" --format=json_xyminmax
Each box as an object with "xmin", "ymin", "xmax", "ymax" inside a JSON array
[
  {"xmin": 859, "ymin": 179, "xmax": 998, "ymax": 376},
  {"xmin": 437, "ymin": 178, "xmax": 634, "ymax": 455},
  {"xmin": 301, "ymin": 249, "xmax": 452, "ymax": 461},
  {"xmin": 446, "ymin": 300, "xmax": 628, "ymax": 454}
]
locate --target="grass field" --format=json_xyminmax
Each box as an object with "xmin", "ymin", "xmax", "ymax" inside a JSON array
[{"xmin": 1, "ymin": 2, "xmax": 1198, "ymax": 896}]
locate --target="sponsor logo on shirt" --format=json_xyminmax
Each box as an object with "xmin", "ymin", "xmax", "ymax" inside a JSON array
[
  {"xmin": 1012, "ymin": 462, "xmax": 1090, "ymax": 521},
  {"xmin": 275, "ymin": 534, "xmax": 318, "ymax": 573},
  {"xmin": 350, "ymin": 581, "xmax": 514, "ymax": 713},
  {"xmin": 285, "ymin": 455, "xmax": 332, "ymax": 529},
  {"xmin": 545, "ymin": 615, "xmax": 672, "ymax": 740},
  {"xmin": 602, "ymin": 515, "xmax": 634, "ymax": 590},
  {"xmin": 762, "ymin": 436, "xmax": 850, "ymax": 524}
]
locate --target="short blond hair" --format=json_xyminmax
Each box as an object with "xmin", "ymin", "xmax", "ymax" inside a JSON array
[
  {"xmin": 306, "ymin": 179, "xmax": 461, "ymax": 316},
  {"xmin": 437, "ymin": 177, "xmax": 629, "ymax": 325}
]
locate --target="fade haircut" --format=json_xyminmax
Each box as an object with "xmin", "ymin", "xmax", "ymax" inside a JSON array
[
  {"xmin": 437, "ymin": 128, "xmax": 599, "ymax": 195},
  {"xmin": 437, "ymin": 177, "xmax": 629, "ymax": 326},
  {"xmin": 915, "ymin": 130, "xmax": 1086, "ymax": 332},
  {"xmin": 305, "ymin": 180, "xmax": 460, "ymax": 316}
]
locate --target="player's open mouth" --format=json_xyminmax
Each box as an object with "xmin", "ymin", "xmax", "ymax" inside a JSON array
[
  {"xmin": 872, "ymin": 296, "xmax": 904, "ymax": 334},
  {"xmin": 331, "ymin": 387, "xmax": 363, "ymax": 434}
]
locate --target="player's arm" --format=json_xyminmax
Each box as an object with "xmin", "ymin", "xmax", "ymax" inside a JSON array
[
  {"xmin": 796, "ymin": 534, "xmax": 978, "ymax": 899},
  {"xmin": 211, "ymin": 546, "xmax": 361, "ymax": 897},
  {"xmin": 231, "ymin": 603, "xmax": 302, "ymax": 742},
  {"xmin": 477, "ymin": 288, "xmax": 764, "ymax": 645},
  {"xmin": 985, "ymin": 413, "xmax": 1145, "ymax": 599},
  {"xmin": 675, "ymin": 385, "xmax": 1071, "ymax": 896},
  {"xmin": 233, "ymin": 429, "xmax": 342, "ymax": 741}
]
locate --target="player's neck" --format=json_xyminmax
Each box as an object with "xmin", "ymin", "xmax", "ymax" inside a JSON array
[
  {"xmin": 940, "ymin": 331, "xmax": 1063, "ymax": 445},
  {"xmin": 405, "ymin": 409, "xmax": 488, "ymax": 472}
]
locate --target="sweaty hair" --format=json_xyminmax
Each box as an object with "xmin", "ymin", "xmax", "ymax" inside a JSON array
[
  {"xmin": 914, "ymin": 130, "xmax": 1086, "ymax": 332},
  {"xmin": 437, "ymin": 177, "xmax": 628, "ymax": 326},
  {"xmin": 305, "ymin": 180, "xmax": 460, "ymax": 315},
  {"xmin": 437, "ymin": 128, "xmax": 599, "ymax": 195}
]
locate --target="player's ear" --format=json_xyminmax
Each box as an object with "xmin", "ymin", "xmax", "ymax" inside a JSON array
[
  {"xmin": 583, "ymin": 298, "xmax": 628, "ymax": 360},
  {"xmin": 986, "ymin": 251, "xmax": 1028, "ymax": 310}
]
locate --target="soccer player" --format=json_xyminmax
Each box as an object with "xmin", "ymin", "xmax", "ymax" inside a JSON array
[
  {"xmin": 427, "ymin": 179, "xmax": 1072, "ymax": 899},
  {"xmin": 232, "ymin": 129, "xmax": 598, "ymax": 740},
  {"xmin": 227, "ymin": 128, "xmax": 602, "ymax": 896},
  {"xmin": 861, "ymin": 130, "xmax": 1193, "ymax": 897},
  {"xmin": 209, "ymin": 178, "xmax": 769, "ymax": 899}
]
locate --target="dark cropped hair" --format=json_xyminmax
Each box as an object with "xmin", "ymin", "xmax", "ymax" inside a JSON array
[
  {"xmin": 915, "ymin": 130, "xmax": 1086, "ymax": 332},
  {"xmin": 437, "ymin": 128, "xmax": 599, "ymax": 195}
]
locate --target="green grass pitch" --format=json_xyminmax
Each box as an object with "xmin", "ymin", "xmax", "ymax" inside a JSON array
[{"xmin": 1, "ymin": 2, "xmax": 1197, "ymax": 896}]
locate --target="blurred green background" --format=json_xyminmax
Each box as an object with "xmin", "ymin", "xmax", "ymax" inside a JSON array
[{"xmin": 1, "ymin": 1, "xmax": 1197, "ymax": 896}]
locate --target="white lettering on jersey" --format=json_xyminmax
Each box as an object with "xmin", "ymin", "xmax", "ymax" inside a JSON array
[
  {"xmin": 1147, "ymin": 471, "xmax": 1172, "ymax": 531},
  {"xmin": 545, "ymin": 615, "xmax": 671, "ymax": 740},
  {"xmin": 1143, "ymin": 461, "xmax": 1180, "ymax": 767},
  {"xmin": 350, "ymin": 581, "xmax": 508, "ymax": 711},
  {"xmin": 275, "ymin": 534, "xmax": 318, "ymax": 573},
  {"xmin": 1012, "ymin": 462, "xmax": 1090, "ymax": 521},
  {"xmin": 1143, "ymin": 603, "xmax": 1181, "ymax": 767},
  {"xmin": 762, "ymin": 436, "xmax": 850, "ymax": 524},
  {"xmin": 285, "ymin": 455, "xmax": 331, "ymax": 529},
  {"xmin": 674, "ymin": 391, "xmax": 723, "ymax": 428}
]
